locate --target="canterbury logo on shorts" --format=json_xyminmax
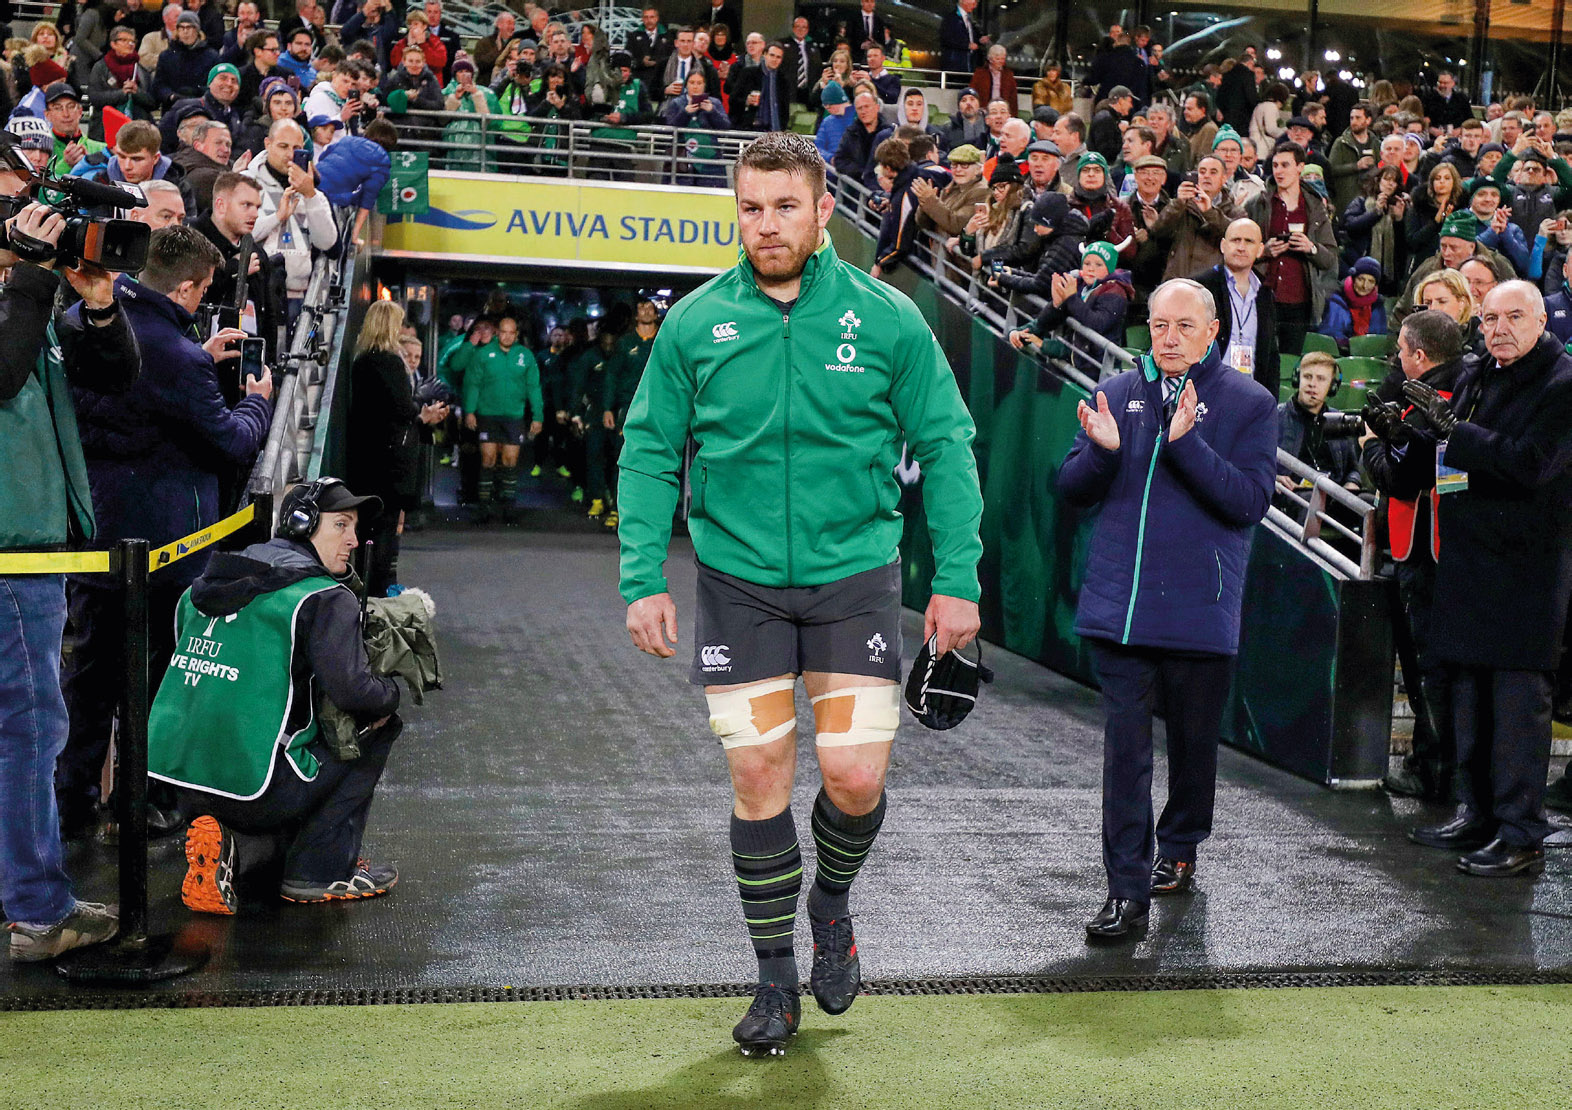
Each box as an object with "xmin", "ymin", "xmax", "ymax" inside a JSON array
[{"xmin": 700, "ymin": 644, "xmax": 732, "ymax": 670}]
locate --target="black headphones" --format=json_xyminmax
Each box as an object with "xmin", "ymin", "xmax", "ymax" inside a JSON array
[
  {"xmin": 277, "ymin": 478, "xmax": 344, "ymax": 541},
  {"xmin": 1290, "ymin": 356, "xmax": 1343, "ymax": 394}
]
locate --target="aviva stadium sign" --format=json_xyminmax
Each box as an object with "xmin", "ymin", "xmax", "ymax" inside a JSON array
[{"xmin": 378, "ymin": 172, "xmax": 741, "ymax": 274}]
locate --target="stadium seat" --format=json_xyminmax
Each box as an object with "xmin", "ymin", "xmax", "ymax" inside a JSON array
[
  {"xmin": 1125, "ymin": 323, "xmax": 1150, "ymax": 350},
  {"xmin": 1300, "ymin": 332, "xmax": 1339, "ymax": 356},
  {"xmin": 1333, "ymin": 356, "xmax": 1387, "ymax": 410},
  {"xmin": 1348, "ymin": 333, "xmax": 1396, "ymax": 358}
]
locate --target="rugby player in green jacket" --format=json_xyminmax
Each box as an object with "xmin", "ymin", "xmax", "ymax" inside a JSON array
[
  {"xmin": 617, "ymin": 133, "xmax": 984, "ymax": 1056},
  {"xmin": 462, "ymin": 316, "xmax": 543, "ymax": 523}
]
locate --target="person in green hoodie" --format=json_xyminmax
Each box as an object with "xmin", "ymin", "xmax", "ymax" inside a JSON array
[
  {"xmin": 462, "ymin": 315, "xmax": 543, "ymax": 523},
  {"xmin": 617, "ymin": 132, "xmax": 983, "ymax": 1056}
]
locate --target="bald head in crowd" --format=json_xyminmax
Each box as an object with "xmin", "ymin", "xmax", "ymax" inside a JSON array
[{"xmin": 1480, "ymin": 281, "xmax": 1549, "ymax": 366}]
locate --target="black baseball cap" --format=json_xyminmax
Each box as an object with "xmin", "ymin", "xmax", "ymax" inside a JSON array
[
  {"xmin": 278, "ymin": 478, "xmax": 382, "ymax": 533},
  {"xmin": 43, "ymin": 82, "xmax": 84, "ymax": 105}
]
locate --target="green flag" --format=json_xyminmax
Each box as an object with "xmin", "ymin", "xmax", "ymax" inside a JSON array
[{"xmin": 377, "ymin": 151, "xmax": 430, "ymax": 217}]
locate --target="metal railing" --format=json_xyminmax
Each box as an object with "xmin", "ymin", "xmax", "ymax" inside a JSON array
[
  {"xmin": 825, "ymin": 169, "xmax": 1128, "ymax": 395},
  {"xmin": 395, "ymin": 107, "xmax": 757, "ymax": 185},
  {"xmin": 1266, "ymin": 449, "xmax": 1379, "ymax": 580},
  {"xmin": 245, "ymin": 236, "xmax": 357, "ymax": 512}
]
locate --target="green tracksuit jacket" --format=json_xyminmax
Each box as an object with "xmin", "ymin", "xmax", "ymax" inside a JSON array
[
  {"xmin": 617, "ymin": 236, "xmax": 983, "ymax": 604},
  {"xmin": 566, "ymin": 342, "xmax": 619, "ymax": 419},
  {"xmin": 605, "ymin": 327, "xmax": 657, "ymax": 413},
  {"xmin": 462, "ymin": 340, "xmax": 545, "ymax": 421}
]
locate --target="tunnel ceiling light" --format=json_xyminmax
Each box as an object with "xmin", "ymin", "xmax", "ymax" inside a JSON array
[
  {"xmin": 1278, "ymin": 66, "xmax": 1296, "ymax": 80},
  {"xmin": 1325, "ymin": 49, "xmax": 1341, "ymax": 62}
]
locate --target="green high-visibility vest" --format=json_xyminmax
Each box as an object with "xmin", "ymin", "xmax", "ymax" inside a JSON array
[{"xmin": 149, "ymin": 576, "xmax": 344, "ymax": 800}]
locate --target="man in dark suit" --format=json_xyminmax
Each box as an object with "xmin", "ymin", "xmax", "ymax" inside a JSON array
[
  {"xmin": 938, "ymin": 0, "xmax": 987, "ymax": 74},
  {"xmin": 700, "ymin": 0, "xmax": 741, "ymax": 42},
  {"xmin": 629, "ymin": 7, "xmax": 672, "ymax": 94},
  {"xmin": 660, "ymin": 26, "xmax": 719, "ymax": 98},
  {"xmin": 730, "ymin": 42, "xmax": 789, "ymax": 132},
  {"xmin": 1194, "ymin": 218, "xmax": 1279, "ymax": 395},
  {"xmin": 854, "ymin": 0, "xmax": 894, "ymax": 55},
  {"xmin": 782, "ymin": 16, "xmax": 821, "ymax": 106},
  {"xmin": 1405, "ymin": 280, "xmax": 1572, "ymax": 877}
]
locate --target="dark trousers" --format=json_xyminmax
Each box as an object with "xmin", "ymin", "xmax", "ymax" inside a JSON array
[
  {"xmin": 1395, "ymin": 557, "xmax": 1453, "ymax": 782},
  {"xmin": 57, "ymin": 576, "xmax": 183, "ymax": 824},
  {"xmin": 1275, "ymin": 299, "xmax": 1313, "ymax": 360},
  {"xmin": 584, "ymin": 423, "xmax": 619, "ymax": 502},
  {"xmin": 1091, "ymin": 640, "xmax": 1235, "ymax": 902},
  {"xmin": 362, "ymin": 510, "xmax": 402, "ymax": 599},
  {"xmin": 175, "ymin": 717, "xmax": 399, "ymax": 888},
  {"xmin": 1450, "ymin": 667, "xmax": 1554, "ymax": 846}
]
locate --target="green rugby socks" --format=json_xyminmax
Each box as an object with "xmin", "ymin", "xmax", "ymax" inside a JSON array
[
  {"xmin": 731, "ymin": 808, "xmax": 802, "ymax": 987},
  {"xmin": 808, "ymin": 788, "xmax": 886, "ymax": 923}
]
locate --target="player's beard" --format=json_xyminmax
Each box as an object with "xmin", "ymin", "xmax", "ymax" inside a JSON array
[{"xmin": 743, "ymin": 226, "xmax": 817, "ymax": 285}]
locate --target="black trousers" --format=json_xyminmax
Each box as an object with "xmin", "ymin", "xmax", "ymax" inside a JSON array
[
  {"xmin": 1091, "ymin": 640, "xmax": 1235, "ymax": 902},
  {"xmin": 57, "ymin": 576, "xmax": 183, "ymax": 821},
  {"xmin": 1450, "ymin": 667, "xmax": 1554, "ymax": 846},
  {"xmin": 1275, "ymin": 300, "xmax": 1313, "ymax": 360},
  {"xmin": 175, "ymin": 717, "xmax": 400, "ymax": 888},
  {"xmin": 362, "ymin": 510, "xmax": 402, "ymax": 599},
  {"xmin": 1395, "ymin": 557, "xmax": 1453, "ymax": 780}
]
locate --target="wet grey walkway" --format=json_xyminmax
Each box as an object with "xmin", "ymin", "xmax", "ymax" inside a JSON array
[{"xmin": 4, "ymin": 515, "xmax": 1569, "ymax": 1000}]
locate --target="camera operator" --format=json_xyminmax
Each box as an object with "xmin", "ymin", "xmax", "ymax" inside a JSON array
[
  {"xmin": 0, "ymin": 131, "xmax": 139, "ymax": 961},
  {"xmin": 1275, "ymin": 351, "xmax": 1363, "ymax": 494},
  {"xmin": 1400, "ymin": 281, "xmax": 1572, "ymax": 877},
  {"xmin": 56, "ymin": 225, "xmax": 274, "ymax": 843},
  {"xmin": 1359, "ymin": 309, "xmax": 1467, "ymax": 802}
]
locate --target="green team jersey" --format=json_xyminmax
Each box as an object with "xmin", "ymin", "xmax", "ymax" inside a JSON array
[
  {"xmin": 606, "ymin": 326, "xmax": 658, "ymax": 412},
  {"xmin": 149, "ymin": 576, "xmax": 342, "ymax": 799},
  {"xmin": 462, "ymin": 339, "xmax": 545, "ymax": 421},
  {"xmin": 617, "ymin": 235, "xmax": 983, "ymax": 603},
  {"xmin": 438, "ymin": 338, "xmax": 481, "ymax": 393}
]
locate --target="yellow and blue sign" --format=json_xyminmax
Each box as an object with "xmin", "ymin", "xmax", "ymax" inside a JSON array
[{"xmin": 379, "ymin": 173, "xmax": 741, "ymax": 274}]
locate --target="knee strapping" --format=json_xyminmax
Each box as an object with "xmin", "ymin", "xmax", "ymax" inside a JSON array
[
  {"xmin": 811, "ymin": 684, "xmax": 900, "ymax": 748},
  {"xmin": 707, "ymin": 678, "xmax": 798, "ymax": 750}
]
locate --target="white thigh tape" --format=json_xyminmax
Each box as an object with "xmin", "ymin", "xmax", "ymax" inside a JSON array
[
  {"xmin": 707, "ymin": 678, "xmax": 798, "ymax": 750},
  {"xmin": 811, "ymin": 684, "xmax": 901, "ymax": 748}
]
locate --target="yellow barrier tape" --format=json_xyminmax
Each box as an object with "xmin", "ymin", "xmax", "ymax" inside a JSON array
[
  {"xmin": 0, "ymin": 550, "xmax": 113, "ymax": 575},
  {"xmin": 0, "ymin": 504, "xmax": 259, "ymax": 577},
  {"xmin": 147, "ymin": 505, "xmax": 258, "ymax": 572}
]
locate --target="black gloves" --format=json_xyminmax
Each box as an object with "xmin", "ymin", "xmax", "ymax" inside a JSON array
[
  {"xmin": 1401, "ymin": 380, "xmax": 1458, "ymax": 437},
  {"xmin": 1361, "ymin": 398, "xmax": 1412, "ymax": 446}
]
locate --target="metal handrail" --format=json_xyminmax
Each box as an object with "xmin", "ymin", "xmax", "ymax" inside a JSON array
[{"xmin": 1266, "ymin": 448, "xmax": 1379, "ymax": 580}]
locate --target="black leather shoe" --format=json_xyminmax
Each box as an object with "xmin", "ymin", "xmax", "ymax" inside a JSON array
[
  {"xmin": 1150, "ymin": 857, "xmax": 1195, "ymax": 895},
  {"xmin": 1085, "ymin": 898, "xmax": 1149, "ymax": 941},
  {"xmin": 1408, "ymin": 814, "xmax": 1492, "ymax": 850},
  {"xmin": 1457, "ymin": 838, "xmax": 1545, "ymax": 877}
]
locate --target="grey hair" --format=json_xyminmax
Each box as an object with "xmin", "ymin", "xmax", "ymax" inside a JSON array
[
  {"xmin": 140, "ymin": 179, "xmax": 183, "ymax": 200},
  {"xmin": 1145, "ymin": 101, "xmax": 1173, "ymax": 122},
  {"xmin": 1151, "ymin": 277, "xmax": 1218, "ymax": 323},
  {"xmin": 1487, "ymin": 279, "xmax": 1547, "ymax": 315}
]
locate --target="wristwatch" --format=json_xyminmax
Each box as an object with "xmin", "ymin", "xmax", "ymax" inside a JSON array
[{"xmin": 82, "ymin": 301, "xmax": 118, "ymax": 323}]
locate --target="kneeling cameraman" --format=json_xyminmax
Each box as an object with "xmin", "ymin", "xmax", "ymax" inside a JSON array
[
  {"xmin": 0, "ymin": 132, "xmax": 140, "ymax": 960},
  {"xmin": 148, "ymin": 480, "xmax": 403, "ymax": 914}
]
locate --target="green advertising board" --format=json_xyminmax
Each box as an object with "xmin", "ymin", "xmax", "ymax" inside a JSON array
[{"xmin": 377, "ymin": 151, "xmax": 430, "ymax": 217}]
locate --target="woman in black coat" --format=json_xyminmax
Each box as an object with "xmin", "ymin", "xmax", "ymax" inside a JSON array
[{"xmin": 346, "ymin": 300, "xmax": 449, "ymax": 597}]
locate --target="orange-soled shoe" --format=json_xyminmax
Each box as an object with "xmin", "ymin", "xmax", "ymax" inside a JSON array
[{"xmin": 182, "ymin": 816, "xmax": 237, "ymax": 916}]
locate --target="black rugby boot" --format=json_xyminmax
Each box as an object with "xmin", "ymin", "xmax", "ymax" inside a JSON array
[
  {"xmin": 809, "ymin": 914, "xmax": 861, "ymax": 1015},
  {"xmin": 733, "ymin": 982, "xmax": 801, "ymax": 1057}
]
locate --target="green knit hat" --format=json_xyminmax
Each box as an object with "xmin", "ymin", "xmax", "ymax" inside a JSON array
[
  {"xmin": 207, "ymin": 62, "xmax": 240, "ymax": 84},
  {"xmin": 1439, "ymin": 211, "xmax": 1481, "ymax": 242},
  {"xmin": 1082, "ymin": 241, "xmax": 1118, "ymax": 273},
  {"xmin": 1212, "ymin": 125, "xmax": 1244, "ymax": 152},
  {"xmin": 1078, "ymin": 151, "xmax": 1109, "ymax": 174}
]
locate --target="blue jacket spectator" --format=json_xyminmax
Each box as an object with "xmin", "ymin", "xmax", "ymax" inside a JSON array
[
  {"xmin": 1547, "ymin": 283, "xmax": 1572, "ymax": 344},
  {"xmin": 153, "ymin": 23, "xmax": 219, "ymax": 107},
  {"xmin": 340, "ymin": 5, "xmax": 399, "ymax": 71},
  {"xmin": 158, "ymin": 90, "xmax": 243, "ymax": 154},
  {"xmin": 1318, "ymin": 257, "xmax": 1389, "ymax": 351},
  {"xmin": 1477, "ymin": 216, "xmax": 1531, "ymax": 275},
  {"xmin": 274, "ymin": 47, "xmax": 317, "ymax": 88},
  {"xmin": 1016, "ymin": 247, "xmax": 1135, "ymax": 350},
  {"xmin": 1057, "ymin": 341, "xmax": 1278, "ymax": 654},
  {"xmin": 813, "ymin": 83, "xmax": 853, "ymax": 162},
  {"xmin": 315, "ymin": 130, "xmax": 393, "ymax": 213},
  {"xmin": 76, "ymin": 270, "xmax": 273, "ymax": 592}
]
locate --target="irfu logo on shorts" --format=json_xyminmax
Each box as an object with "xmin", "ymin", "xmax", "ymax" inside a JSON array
[{"xmin": 866, "ymin": 633, "xmax": 887, "ymax": 663}]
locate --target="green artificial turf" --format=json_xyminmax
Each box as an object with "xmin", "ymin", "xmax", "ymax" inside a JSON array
[{"xmin": 4, "ymin": 985, "xmax": 1570, "ymax": 1109}]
